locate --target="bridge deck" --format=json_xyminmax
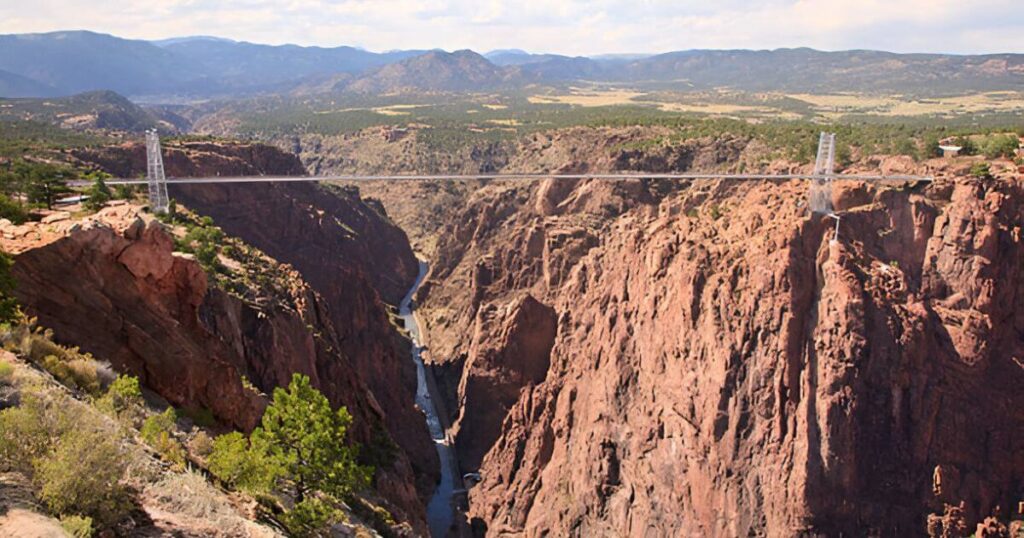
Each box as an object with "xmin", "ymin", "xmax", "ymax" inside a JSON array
[{"xmin": 68, "ymin": 172, "xmax": 934, "ymax": 187}]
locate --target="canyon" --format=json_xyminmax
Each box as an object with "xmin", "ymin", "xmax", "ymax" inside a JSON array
[
  {"xmin": 7, "ymin": 141, "xmax": 440, "ymax": 534},
  {"xmin": 5, "ymin": 130, "xmax": 1023, "ymax": 536},
  {"xmin": 411, "ymin": 167, "xmax": 1024, "ymax": 535}
]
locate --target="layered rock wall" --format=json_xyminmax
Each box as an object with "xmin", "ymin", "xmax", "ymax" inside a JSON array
[
  {"xmin": 419, "ymin": 174, "xmax": 1024, "ymax": 536},
  {"xmin": 1, "ymin": 206, "xmax": 434, "ymax": 531}
]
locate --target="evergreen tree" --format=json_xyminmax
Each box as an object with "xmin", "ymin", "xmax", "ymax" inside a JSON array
[
  {"xmin": 83, "ymin": 173, "xmax": 112, "ymax": 212},
  {"xmin": 0, "ymin": 252, "xmax": 19, "ymax": 323},
  {"xmin": 253, "ymin": 373, "xmax": 371, "ymax": 503},
  {"xmin": 20, "ymin": 162, "xmax": 73, "ymax": 210}
]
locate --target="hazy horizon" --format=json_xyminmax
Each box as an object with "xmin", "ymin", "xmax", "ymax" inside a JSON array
[{"xmin": 2, "ymin": 0, "xmax": 1022, "ymax": 57}]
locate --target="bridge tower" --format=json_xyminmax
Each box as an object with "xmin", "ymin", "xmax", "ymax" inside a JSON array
[
  {"xmin": 808, "ymin": 132, "xmax": 836, "ymax": 214},
  {"xmin": 145, "ymin": 129, "xmax": 170, "ymax": 214}
]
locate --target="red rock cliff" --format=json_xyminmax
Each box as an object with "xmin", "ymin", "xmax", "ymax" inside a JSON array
[
  {"xmin": 419, "ymin": 173, "xmax": 1024, "ymax": 536},
  {"xmin": 72, "ymin": 142, "xmax": 435, "ymax": 511},
  {"xmin": 1, "ymin": 206, "xmax": 434, "ymax": 532}
]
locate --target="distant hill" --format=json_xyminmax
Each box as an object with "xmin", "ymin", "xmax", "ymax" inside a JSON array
[
  {"xmin": 0, "ymin": 31, "xmax": 1022, "ymax": 99},
  {"xmin": 615, "ymin": 48, "xmax": 1024, "ymax": 93},
  {"xmin": 150, "ymin": 35, "xmax": 237, "ymax": 47},
  {"xmin": 159, "ymin": 40, "xmax": 422, "ymax": 89},
  {"xmin": 485, "ymin": 50, "xmax": 547, "ymax": 66},
  {"xmin": 0, "ymin": 31, "xmax": 425, "ymax": 98},
  {"xmin": 0, "ymin": 90, "xmax": 173, "ymax": 132},
  {"xmin": 0, "ymin": 31, "xmax": 199, "ymax": 97},
  {"xmin": 346, "ymin": 50, "xmax": 513, "ymax": 93},
  {"xmin": 0, "ymin": 68, "xmax": 60, "ymax": 98}
]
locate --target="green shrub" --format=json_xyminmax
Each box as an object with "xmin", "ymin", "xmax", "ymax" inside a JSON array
[
  {"xmin": 34, "ymin": 426, "xmax": 132, "ymax": 526},
  {"xmin": 140, "ymin": 408, "xmax": 177, "ymax": 443},
  {"xmin": 179, "ymin": 406, "xmax": 217, "ymax": 428},
  {"xmin": 207, "ymin": 431, "xmax": 279, "ymax": 494},
  {"xmin": 113, "ymin": 184, "xmax": 135, "ymax": 201},
  {"xmin": 0, "ymin": 361, "xmax": 12, "ymax": 384},
  {"xmin": 60, "ymin": 515, "xmax": 94, "ymax": 538},
  {"xmin": 188, "ymin": 430, "xmax": 215, "ymax": 459},
  {"xmin": 151, "ymin": 430, "xmax": 186, "ymax": 467},
  {"xmin": 0, "ymin": 194, "xmax": 28, "ymax": 224},
  {"xmin": 39, "ymin": 355, "xmax": 102, "ymax": 396},
  {"xmin": 955, "ymin": 136, "xmax": 978, "ymax": 156},
  {"xmin": 280, "ymin": 497, "xmax": 343, "ymax": 538},
  {"xmin": 0, "ymin": 390, "xmax": 69, "ymax": 472},
  {"xmin": 970, "ymin": 162, "xmax": 992, "ymax": 179},
  {"xmin": 981, "ymin": 134, "xmax": 1020, "ymax": 159},
  {"xmin": 176, "ymin": 219, "xmax": 227, "ymax": 274},
  {"xmin": 12, "ymin": 160, "xmax": 74, "ymax": 210},
  {"xmin": 194, "ymin": 242, "xmax": 219, "ymax": 269},
  {"xmin": 0, "ymin": 252, "xmax": 19, "ymax": 324},
  {"xmin": 97, "ymin": 374, "xmax": 143, "ymax": 422},
  {"xmin": 348, "ymin": 496, "xmax": 399, "ymax": 537},
  {"xmin": 922, "ymin": 134, "xmax": 942, "ymax": 158},
  {"xmin": 208, "ymin": 374, "xmax": 370, "ymax": 529},
  {"xmin": 363, "ymin": 423, "xmax": 398, "ymax": 470},
  {"xmin": 23, "ymin": 332, "xmax": 65, "ymax": 363},
  {"xmin": 83, "ymin": 175, "xmax": 112, "ymax": 212},
  {"xmin": 141, "ymin": 408, "xmax": 185, "ymax": 466}
]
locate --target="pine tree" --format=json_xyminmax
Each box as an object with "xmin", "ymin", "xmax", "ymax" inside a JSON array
[
  {"xmin": 83, "ymin": 173, "xmax": 112, "ymax": 212},
  {"xmin": 253, "ymin": 373, "xmax": 371, "ymax": 503}
]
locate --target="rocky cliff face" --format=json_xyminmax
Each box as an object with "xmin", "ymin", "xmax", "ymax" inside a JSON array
[
  {"xmin": 417, "ymin": 170, "xmax": 1024, "ymax": 535},
  {"xmin": 73, "ymin": 140, "xmax": 419, "ymax": 303},
  {"xmin": 0, "ymin": 205, "xmax": 434, "ymax": 532},
  {"xmin": 73, "ymin": 142, "xmax": 433, "ymax": 500}
]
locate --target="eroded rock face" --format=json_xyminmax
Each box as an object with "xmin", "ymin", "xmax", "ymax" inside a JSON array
[
  {"xmin": 453, "ymin": 294, "xmax": 557, "ymax": 472},
  {"xmin": 72, "ymin": 142, "xmax": 436, "ymax": 514},
  {"xmin": 419, "ymin": 175, "xmax": 1024, "ymax": 536},
  {"xmin": 3, "ymin": 204, "xmax": 435, "ymax": 534}
]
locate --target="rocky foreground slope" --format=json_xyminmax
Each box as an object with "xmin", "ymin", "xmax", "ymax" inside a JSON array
[
  {"xmin": 414, "ymin": 164, "xmax": 1024, "ymax": 535},
  {"xmin": 7, "ymin": 140, "xmax": 442, "ymax": 532},
  {"xmin": 0, "ymin": 203, "xmax": 434, "ymax": 532}
]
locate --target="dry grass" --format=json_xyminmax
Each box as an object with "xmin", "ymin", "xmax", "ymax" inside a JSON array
[
  {"xmin": 143, "ymin": 470, "xmax": 278, "ymax": 537},
  {"xmin": 527, "ymin": 87, "xmax": 801, "ymax": 118},
  {"xmin": 528, "ymin": 88, "xmax": 646, "ymax": 107},
  {"xmin": 789, "ymin": 91, "xmax": 1024, "ymax": 117}
]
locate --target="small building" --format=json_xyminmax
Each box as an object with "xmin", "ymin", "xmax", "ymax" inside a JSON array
[{"xmin": 938, "ymin": 145, "xmax": 962, "ymax": 158}]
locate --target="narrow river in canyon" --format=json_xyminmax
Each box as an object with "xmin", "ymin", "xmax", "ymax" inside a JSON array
[{"xmin": 399, "ymin": 260, "xmax": 461, "ymax": 537}]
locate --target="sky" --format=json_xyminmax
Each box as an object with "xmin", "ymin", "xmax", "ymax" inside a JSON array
[{"xmin": 1, "ymin": 0, "xmax": 1021, "ymax": 56}]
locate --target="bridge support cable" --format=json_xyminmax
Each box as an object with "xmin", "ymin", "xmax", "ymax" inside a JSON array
[
  {"xmin": 145, "ymin": 130, "xmax": 170, "ymax": 214},
  {"xmin": 85, "ymin": 132, "xmax": 932, "ymax": 197},
  {"xmin": 809, "ymin": 132, "xmax": 837, "ymax": 215}
]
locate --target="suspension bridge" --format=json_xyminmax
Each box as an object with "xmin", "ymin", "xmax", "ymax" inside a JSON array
[{"xmin": 69, "ymin": 131, "xmax": 933, "ymax": 215}]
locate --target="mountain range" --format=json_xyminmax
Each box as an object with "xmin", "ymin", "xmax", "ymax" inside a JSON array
[{"xmin": 1, "ymin": 31, "xmax": 1022, "ymax": 99}]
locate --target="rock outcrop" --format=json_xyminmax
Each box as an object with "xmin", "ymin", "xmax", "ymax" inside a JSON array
[
  {"xmin": 73, "ymin": 140, "xmax": 419, "ymax": 302},
  {"xmin": 452, "ymin": 294, "xmax": 557, "ymax": 472},
  {"xmin": 72, "ymin": 141, "xmax": 435, "ymax": 513},
  {"xmin": 0, "ymin": 205, "xmax": 434, "ymax": 532},
  {"xmin": 417, "ymin": 172, "xmax": 1024, "ymax": 535}
]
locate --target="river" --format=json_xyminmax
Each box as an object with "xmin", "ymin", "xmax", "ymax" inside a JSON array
[{"xmin": 399, "ymin": 260, "xmax": 460, "ymax": 537}]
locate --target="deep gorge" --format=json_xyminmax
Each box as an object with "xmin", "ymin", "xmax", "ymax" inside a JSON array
[{"xmin": 14, "ymin": 137, "xmax": 1022, "ymax": 537}]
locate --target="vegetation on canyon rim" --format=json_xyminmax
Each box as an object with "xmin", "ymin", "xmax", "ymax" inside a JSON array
[
  {"xmin": 208, "ymin": 373, "xmax": 373, "ymax": 535},
  {"xmin": 0, "ymin": 262, "xmax": 376, "ymax": 537}
]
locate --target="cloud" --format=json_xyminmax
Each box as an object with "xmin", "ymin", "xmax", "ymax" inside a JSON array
[{"xmin": 0, "ymin": 0, "xmax": 1019, "ymax": 54}]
